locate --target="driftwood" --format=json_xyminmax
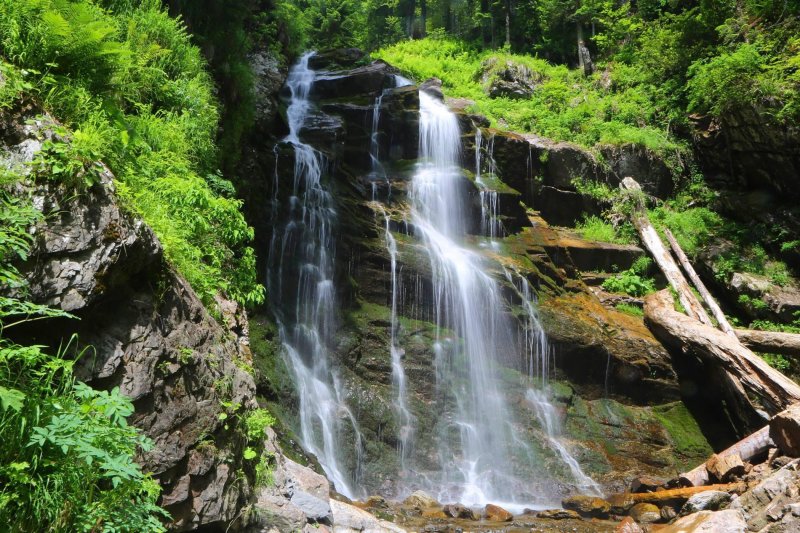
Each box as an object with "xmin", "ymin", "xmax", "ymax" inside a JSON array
[
  {"xmin": 678, "ymin": 426, "xmax": 773, "ymax": 486},
  {"xmin": 620, "ymin": 178, "xmax": 712, "ymax": 326},
  {"xmin": 664, "ymin": 227, "xmax": 735, "ymax": 336},
  {"xmin": 609, "ymin": 483, "xmax": 747, "ymax": 504},
  {"xmin": 645, "ymin": 290, "xmax": 800, "ymax": 422},
  {"xmin": 706, "ymin": 453, "xmax": 745, "ymax": 482},
  {"xmin": 736, "ymin": 329, "xmax": 800, "ymax": 357}
]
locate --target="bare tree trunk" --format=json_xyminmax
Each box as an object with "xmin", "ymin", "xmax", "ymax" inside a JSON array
[
  {"xmin": 505, "ymin": 0, "xmax": 511, "ymax": 47},
  {"xmin": 736, "ymin": 329, "xmax": 800, "ymax": 357},
  {"xmin": 577, "ymin": 21, "xmax": 584, "ymax": 71},
  {"xmin": 611, "ymin": 483, "xmax": 748, "ymax": 504},
  {"xmin": 664, "ymin": 228, "xmax": 735, "ymax": 336},
  {"xmin": 644, "ymin": 290, "xmax": 800, "ymax": 421},
  {"xmin": 621, "ymin": 178, "xmax": 712, "ymax": 326},
  {"xmin": 679, "ymin": 426, "xmax": 773, "ymax": 486}
]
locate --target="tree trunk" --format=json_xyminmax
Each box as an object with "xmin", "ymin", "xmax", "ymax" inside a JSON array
[
  {"xmin": 644, "ymin": 290, "xmax": 800, "ymax": 423},
  {"xmin": 736, "ymin": 329, "xmax": 800, "ymax": 357},
  {"xmin": 420, "ymin": 0, "xmax": 427, "ymax": 37},
  {"xmin": 621, "ymin": 178, "xmax": 712, "ymax": 327},
  {"xmin": 577, "ymin": 21, "xmax": 584, "ymax": 71},
  {"xmin": 679, "ymin": 425, "xmax": 773, "ymax": 486},
  {"xmin": 504, "ymin": 0, "xmax": 511, "ymax": 48},
  {"xmin": 609, "ymin": 483, "xmax": 748, "ymax": 504},
  {"xmin": 664, "ymin": 228, "xmax": 735, "ymax": 336}
]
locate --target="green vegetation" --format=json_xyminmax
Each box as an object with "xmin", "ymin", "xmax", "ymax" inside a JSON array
[
  {"xmin": 614, "ymin": 302, "xmax": 643, "ymax": 318},
  {"xmin": 375, "ymin": 37, "xmax": 682, "ymax": 156},
  {"xmin": 0, "ymin": 0, "xmax": 264, "ymax": 307},
  {"xmin": 602, "ymin": 257, "xmax": 656, "ymax": 297},
  {"xmin": 575, "ymin": 215, "xmax": 632, "ymax": 244}
]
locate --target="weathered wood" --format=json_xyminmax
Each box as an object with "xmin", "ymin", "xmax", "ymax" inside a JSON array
[
  {"xmin": 706, "ymin": 453, "xmax": 745, "ymax": 482},
  {"xmin": 664, "ymin": 227, "xmax": 736, "ymax": 336},
  {"xmin": 770, "ymin": 403, "xmax": 800, "ymax": 456},
  {"xmin": 678, "ymin": 426, "xmax": 773, "ymax": 486},
  {"xmin": 736, "ymin": 329, "xmax": 800, "ymax": 357},
  {"xmin": 645, "ymin": 290, "xmax": 800, "ymax": 421},
  {"xmin": 620, "ymin": 178, "xmax": 712, "ymax": 326},
  {"xmin": 609, "ymin": 483, "xmax": 747, "ymax": 504}
]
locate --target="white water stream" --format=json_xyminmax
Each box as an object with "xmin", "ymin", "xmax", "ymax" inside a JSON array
[
  {"xmin": 268, "ymin": 52, "xmax": 363, "ymax": 499},
  {"xmin": 270, "ymin": 54, "xmax": 598, "ymax": 506}
]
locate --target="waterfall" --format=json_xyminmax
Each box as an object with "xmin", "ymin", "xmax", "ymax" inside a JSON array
[
  {"xmin": 474, "ymin": 128, "xmax": 503, "ymax": 241},
  {"xmin": 409, "ymin": 91, "xmax": 530, "ymax": 505},
  {"xmin": 267, "ymin": 52, "xmax": 363, "ymax": 499},
  {"xmin": 506, "ymin": 270, "xmax": 602, "ymax": 496},
  {"xmin": 406, "ymin": 91, "xmax": 598, "ymax": 506},
  {"xmin": 382, "ymin": 209, "xmax": 415, "ymax": 469}
]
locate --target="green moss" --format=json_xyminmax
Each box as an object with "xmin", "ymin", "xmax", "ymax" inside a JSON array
[{"xmin": 652, "ymin": 402, "xmax": 713, "ymax": 467}]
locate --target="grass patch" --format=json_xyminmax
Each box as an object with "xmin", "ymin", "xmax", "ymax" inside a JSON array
[
  {"xmin": 615, "ymin": 303, "xmax": 644, "ymax": 317},
  {"xmin": 575, "ymin": 215, "xmax": 632, "ymax": 244}
]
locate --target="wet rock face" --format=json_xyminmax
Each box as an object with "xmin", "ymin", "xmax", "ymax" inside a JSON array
[
  {"xmin": 693, "ymin": 108, "xmax": 800, "ymax": 200},
  {"xmin": 2, "ymin": 110, "xmax": 257, "ymax": 531}
]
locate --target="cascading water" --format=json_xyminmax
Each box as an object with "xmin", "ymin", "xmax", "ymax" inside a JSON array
[
  {"xmin": 506, "ymin": 270, "xmax": 602, "ymax": 496},
  {"xmin": 267, "ymin": 52, "xmax": 363, "ymax": 499},
  {"xmin": 408, "ymin": 91, "xmax": 535, "ymax": 506},
  {"xmin": 474, "ymin": 129, "xmax": 503, "ymax": 241}
]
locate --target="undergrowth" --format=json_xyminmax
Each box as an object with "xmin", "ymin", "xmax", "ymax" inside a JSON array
[
  {"xmin": 0, "ymin": 0, "xmax": 264, "ymax": 307},
  {"xmin": 375, "ymin": 37, "xmax": 685, "ymax": 161}
]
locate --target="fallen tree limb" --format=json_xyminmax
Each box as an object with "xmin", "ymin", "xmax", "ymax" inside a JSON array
[
  {"xmin": 620, "ymin": 178, "xmax": 712, "ymax": 327},
  {"xmin": 644, "ymin": 290, "xmax": 800, "ymax": 421},
  {"xmin": 664, "ymin": 227, "xmax": 735, "ymax": 337},
  {"xmin": 679, "ymin": 425, "xmax": 773, "ymax": 486},
  {"xmin": 736, "ymin": 329, "xmax": 800, "ymax": 357},
  {"xmin": 608, "ymin": 483, "xmax": 747, "ymax": 505}
]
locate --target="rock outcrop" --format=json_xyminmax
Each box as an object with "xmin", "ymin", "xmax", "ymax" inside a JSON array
[{"xmin": 3, "ymin": 106, "xmax": 257, "ymax": 530}]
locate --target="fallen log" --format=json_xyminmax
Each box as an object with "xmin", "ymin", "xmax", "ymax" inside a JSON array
[
  {"xmin": 608, "ymin": 483, "xmax": 747, "ymax": 505},
  {"xmin": 644, "ymin": 290, "xmax": 800, "ymax": 423},
  {"xmin": 736, "ymin": 329, "xmax": 800, "ymax": 357},
  {"xmin": 620, "ymin": 178, "xmax": 712, "ymax": 326},
  {"xmin": 678, "ymin": 426, "xmax": 773, "ymax": 486},
  {"xmin": 664, "ymin": 227, "xmax": 735, "ymax": 337}
]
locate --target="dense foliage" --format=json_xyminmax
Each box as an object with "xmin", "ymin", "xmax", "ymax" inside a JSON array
[{"xmin": 0, "ymin": 0, "xmax": 264, "ymax": 307}]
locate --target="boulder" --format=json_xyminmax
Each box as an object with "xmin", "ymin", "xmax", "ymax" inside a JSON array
[
  {"xmin": 770, "ymin": 403, "xmax": 800, "ymax": 456},
  {"xmin": 660, "ymin": 506, "xmax": 677, "ymax": 521},
  {"xmin": 616, "ymin": 516, "xmax": 644, "ymax": 533},
  {"xmin": 659, "ymin": 509, "xmax": 747, "ymax": 533},
  {"xmin": 629, "ymin": 503, "xmax": 661, "ymax": 523},
  {"xmin": 536, "ymin": 509, "xmax": 581, "ymax": 520},
  {"xmin": 311, "ymin": 62, "xmax": 394, "ymax": 100},
  {"xmin": 419, "ymin": 77, "xmax": 444, "ymax": 101},
  {"xmin": 630, "ymin": 475, "xmax": 666, "ymax": 493},
  {"xmin": 482, "ymin": 58, "xmax": 541, "ymax": 100},
  {"xmin": 442, "ymin": 503, "xmax": 476, "ymax": 520},
  {"xmin": 308, "ymin": 48, "xmax": 367, "ymax": 70},
  {"xmin": 483, "ymin": 503, "xmax": 513, "ymax": 522},
  {"xmin": 402, "ymin": 490, "xmax": 439, "ymax": 510},
  {"xmin": 562, "ymin": 495, "xmax": 612, "ymax": 518},
  {"xmin": 330, "ymin": 499, "xmax": 406, "ymax": 533}
]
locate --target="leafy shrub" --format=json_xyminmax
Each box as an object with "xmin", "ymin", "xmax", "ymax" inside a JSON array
[
  {"xmin": 602, "ymin": 269, "xmax": 656, "ymax": 296},
  {"xmin": 576, "ymin": 215, "xmax": 632, "ymax": 244}
]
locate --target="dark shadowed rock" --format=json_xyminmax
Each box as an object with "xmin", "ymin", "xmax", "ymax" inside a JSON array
[
  {"xmin": 3, "ymin": 109, "xmax": 258, "ymax": 531},
  {"xmin": 308, "ymin": 48, "xmax": 367, "ymax": 70},
  {"xmin": 311, "ymin": 61, "xmax": 395, "ymax": 100},
  {"xmin": 419, "ymin": 77, "xmax": 444, "ymax": 101},
  {"xmin": 443, "ymin": 503, "xmax": 477, "ymax": 520}
]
